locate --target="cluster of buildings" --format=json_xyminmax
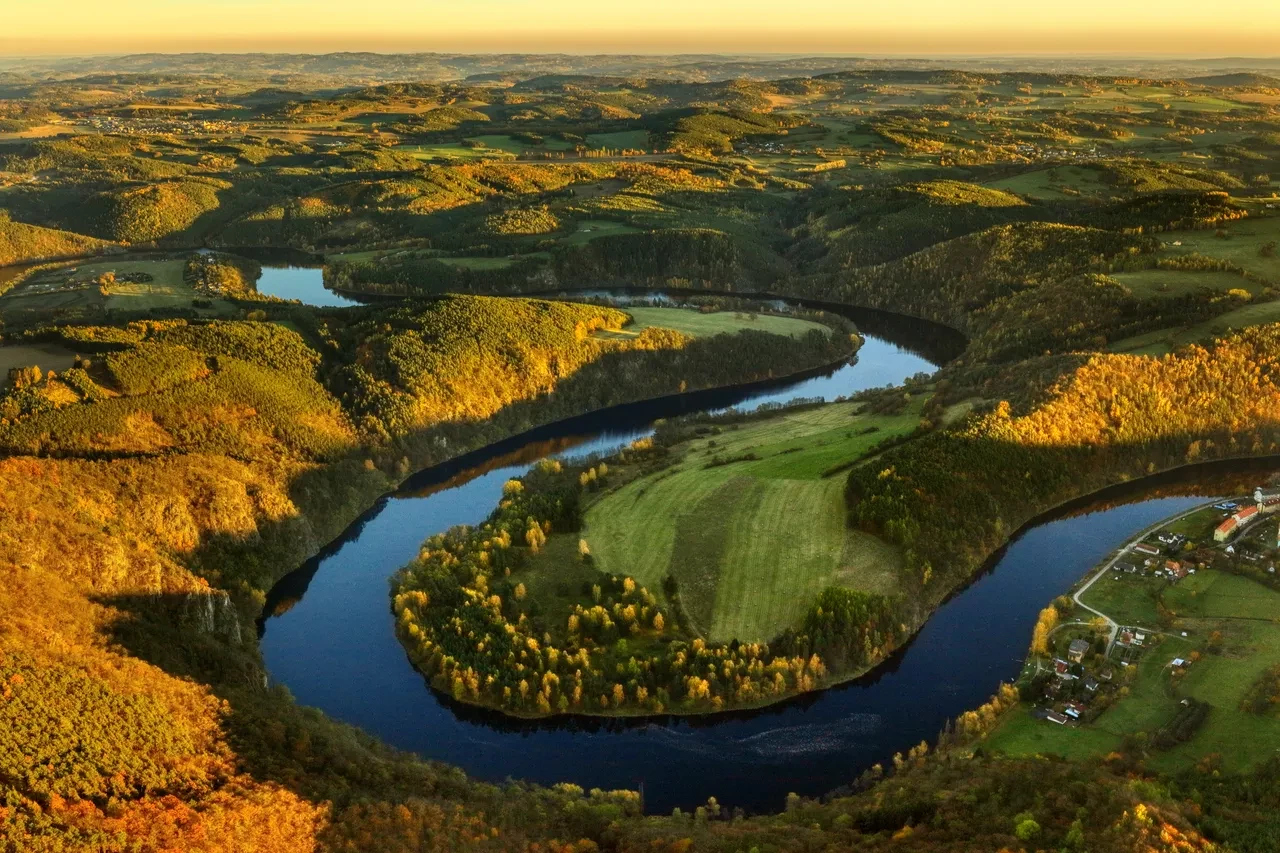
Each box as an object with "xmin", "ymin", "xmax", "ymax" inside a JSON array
[
  {"xmin": 1035, "ymin": 634, "xmax": 1116, "ymax": 725},
  {"xmin": 1213, "ymin": 490, "xmax": 1280, "ymax": 542},
  {"xmin": 75, "ymin": 115, "xmax": 245, "ymax": 137}
]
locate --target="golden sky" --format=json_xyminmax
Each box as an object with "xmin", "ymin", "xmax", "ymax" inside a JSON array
[{"xmin": 4, "ymin": 0, "xmax": 1279, "ymax": 56}]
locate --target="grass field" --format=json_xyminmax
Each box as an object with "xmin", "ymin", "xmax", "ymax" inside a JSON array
[
  {"xmin": 394, "ymin": 142, "xmax": 513, "ymax": 162},
  {"xmin": 466, "ymin": 134, "xmax": 574, "ymax": 154},
  {"xmin": 1158, "ymin": 215, "xmax": 1280, "ymax": 282},
  {"xmin": 437, "ymin": 256, "xmax": 518, "ymax": 270},
  {"xmin": 1111, "ymin": 269, "xmax": 1265, "ymax": 299},
  {"xmin": 1110, "ymin": 298, "xmax": 1280, "ymax": 356},
  {"xmin": 0, "ymin": 343, "xmax": 79, "ymax": 386},
  {"xmin": 583, "ymin": 399, "xmax": 919, "ymax": 642},
  {"xmin": 559, "ymin": 220, "xmax": 640, "ymax": 247},
  {"xmin": 984, "ymin": 165, "xmax": 1110, "ymax": 200},
  {"xmin": 1079, "ymin": 573, "xmax": 1167, "ymax": 627},
  {"xmin": 990, "ymin": 570, "xmax": 1280, "ymax": 772},
  {"xmin": 0, "ymin": 258, "xmax": 234, "ymax": 316},
  {"xmin": 600, "ymin": 307, "xmax": 832, "ymax": 341},
  {"xmin": 586, "ymin": 130, "xmax": 649, "ymax": 150}
]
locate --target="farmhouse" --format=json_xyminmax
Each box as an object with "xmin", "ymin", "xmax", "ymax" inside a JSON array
[
  {"xmin": 1132, "ymin": 542, "xmax": 1161, "ymax": 556},
  {"xmin": 1067, "ymin": 638, "xmax": 1090, "ymax": 663},
  {"xmin": 1115, "ymin": 560, "xmax": 1138, "ymax": 573},
  {"xmin": 1046, "ymin": 711, "xmax": 1069, "ymax": 725}
]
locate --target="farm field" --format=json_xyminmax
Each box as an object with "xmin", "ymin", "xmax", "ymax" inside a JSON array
[
  {"xmin": 467, "ymin": 134, "xmax": 574, "ymax": 154},
  {"xmin": 436, "ymin": 256, "xmax": 519, "ymax": 270},
  {"xmin": 984, "ymin": 165, "xmax": 1111, "ymax": 200},
  {"xmin": 393, "ymin": 142, "xmax": 512, "ymax": 161},
  {"xmin": 1111, "ymin": 268, "xmax": 1263, "ymax": 299},
  {"xmin": 602, "ymin": 306, "xmax": 832, "ymax": 341},
  {"xmin": 583, "ymin": 398, "xmax": 919, "ymax": 642},
  {"xmin": 1110, "ymin": 298, "xmax": 1280, "ymax": 356},
  {"xmin": 1157, "ymin": 214, "xmax": 1280, "ymax": 281},
  {"xmin": 586, "ymin": 130, "xmax": 649, "ymax": 150},
  {"xmin": 1079, "ymin": 572, "xmax": 1168, "ymax": 627}
]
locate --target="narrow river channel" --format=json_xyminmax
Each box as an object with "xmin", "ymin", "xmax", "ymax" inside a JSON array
[{"xmin": 256, "ymin": 295, "xmax": 1268, "ymax": 814}]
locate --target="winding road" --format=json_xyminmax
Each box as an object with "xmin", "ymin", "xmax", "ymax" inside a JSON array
[{"xmin": 1072, "ymin": 498, "xmax": 1230, "ymax": 651}]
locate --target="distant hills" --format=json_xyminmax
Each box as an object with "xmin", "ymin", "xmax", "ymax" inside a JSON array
[
  {"xmin": 1185, "ymin": 72, "xmax": 1280, "ymax": 88},
  {"xmin": 3, "ymin": 52, "xmax": 1280, "ymax": 87}
]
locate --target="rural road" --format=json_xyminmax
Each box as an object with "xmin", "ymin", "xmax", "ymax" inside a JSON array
[{"xmin": 1071, "ymin": 498, "xmax": 1232, "ymax": 651}]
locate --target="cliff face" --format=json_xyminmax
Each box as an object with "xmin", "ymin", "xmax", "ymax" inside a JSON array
[{"xmin": 180, "ymin": 589, "xmax": 243, "ymax": 645}]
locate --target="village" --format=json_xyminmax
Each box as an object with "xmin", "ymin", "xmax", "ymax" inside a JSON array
[{"xmin": 1022, "ymin": 487, "xmax": 1280, "ymax": 735}]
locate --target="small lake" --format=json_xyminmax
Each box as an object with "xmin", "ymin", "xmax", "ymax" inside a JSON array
[
  {"xmin": 212, "ymin": 247, "xmax": 367, "ymax": 308},
  {"xmin": 254, "ymin": 265, "xmax": 365, "ymax": 308}
]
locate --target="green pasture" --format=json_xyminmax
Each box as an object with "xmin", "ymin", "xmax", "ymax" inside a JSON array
[
  {"xmin": 1162, "ymin": 505, "xmax": 1231, "ymax": 541},
  {"xmin": 600, "ymin": 307, "xmax": 831, "ymax": 341},
  {"xmin": 1079, "ymin": 573, "xmax": 1168, "ymax": 627},
  {"xmin": 437, "ymin": 256, "xmax": 518, "ymax": 270},
  {"xmin": 586, "ymin": 130, "xmax": 649, "ymax": 150},
  {"xmin": 1110, "ymin": 298, "xmax": 1280, "ymax": 357},
  {"xmin": 466, "ymin": 134, "xmax": 573, "ymax": 154},
  {"xmin": 984, "ymin": 166, "xmax": 1109, "ymax": 200},
  {"xmin": 558, "ymin": 220, "xmax": 641, "ymax": 247},
  {"xmin": 394, "ymin": 142, "xmax": 512, "ymax": 162},
  {"xmin": 583, "ymin": 399, "xmax": 920, "ymax": 642},
  {"xmin": 1111, "ymin": 269, "xmax": 1264, "ymax": 299},
  {"xmin": 1158, "ymin": 215, "xmax": 1280, "ymax": 281}
]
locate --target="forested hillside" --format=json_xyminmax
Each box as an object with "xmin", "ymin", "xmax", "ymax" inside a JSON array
[
  {"xmin": 849, "ymin": 325, "xmax": 1280, "ymax": 601},
  {"xmin": 0, "ymin": 217, "xmax": 114, "ymax": 268}
]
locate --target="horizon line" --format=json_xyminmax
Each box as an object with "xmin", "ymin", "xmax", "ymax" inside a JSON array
[{"xmin": 3, "ymin": 49, "xmax": 1280, "ymax": 61}]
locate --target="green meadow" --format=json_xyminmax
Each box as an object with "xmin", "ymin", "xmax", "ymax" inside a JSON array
[
  {"xmin": 600, "ymin": 306, "xmax": 832, "ymax": 341},
  {"xmin": 583, "ymin": 398, "xmax": 919, "ymax": 642}
]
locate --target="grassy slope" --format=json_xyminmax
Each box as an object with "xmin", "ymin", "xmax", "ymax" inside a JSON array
[
  {"xmin": 602, "ymin": 306, "xmax": 832, "ymax": 341},
  {"xmin": 584, "ymin": 400, "xmax": 913, "ymax": 642},
  {"xmin": 1108, "ymin": 215, "xmax": 1280, "ymax": 354},
  {"xmin": 983, "ymin": 166, "xmax": 1110, "ymax": 200},
  {"xmin": 1111, "ymin": 269, "xmax": 1265, "ymax": 299}
]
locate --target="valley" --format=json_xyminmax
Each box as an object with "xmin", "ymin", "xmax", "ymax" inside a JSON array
[{"xmin": 3, "ymin": 50, "xmax": 1280, "ymax": 852}]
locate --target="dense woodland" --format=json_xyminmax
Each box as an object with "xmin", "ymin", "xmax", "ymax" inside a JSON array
[{"xmin": 3, "ymin": 59, "xmax": 1280, "ymax": 851}]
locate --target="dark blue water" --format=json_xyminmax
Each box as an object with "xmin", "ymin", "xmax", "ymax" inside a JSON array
[{"xmin": 257, "ymin": 308, "xmax": 1233, "ymax": 814}]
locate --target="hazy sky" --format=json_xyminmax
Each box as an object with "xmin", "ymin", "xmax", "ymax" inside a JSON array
[{"xmin": 5, "ymin": 0, "xmax": 1279, "ymax": 56}]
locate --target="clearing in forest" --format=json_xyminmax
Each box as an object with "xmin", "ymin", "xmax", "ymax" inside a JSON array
[
  {"xmin": 596, "ymin": 307, "xmax": 832, "ymax": 341},
  {"xmin": 583, "ymin": 398, "xmax": 918, "ymax": 642}
]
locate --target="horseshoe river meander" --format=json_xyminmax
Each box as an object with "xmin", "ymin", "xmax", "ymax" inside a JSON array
[{"xmin": 257, "ymin": 288, "xmax": 1262, "ymax": 814}]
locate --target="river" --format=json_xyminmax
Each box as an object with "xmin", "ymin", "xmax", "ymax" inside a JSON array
[{"xmin": 255, "ymin": 299, "xmax": 1260, "ymax": 815}]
